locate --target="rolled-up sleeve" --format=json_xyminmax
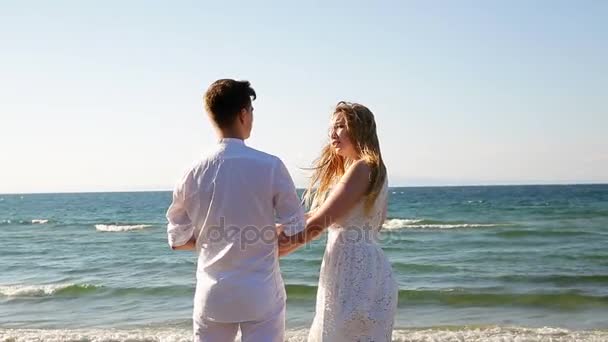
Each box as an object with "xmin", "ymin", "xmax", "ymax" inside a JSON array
[
  {"xmin": 272, "ymin": 158, "xmax": 306, "ymax": 236},
  {"xmin": 166, "ymin": 171, "xmax": 195, "ymax": 248}
]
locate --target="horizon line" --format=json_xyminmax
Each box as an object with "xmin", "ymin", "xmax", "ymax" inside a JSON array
[{"xmin": 1, "ymin": 181, "xmax": 606, "ymax": 196}]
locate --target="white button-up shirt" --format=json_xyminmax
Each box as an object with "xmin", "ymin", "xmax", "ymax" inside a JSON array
[{"xmin": 167, "ymin": 138, "xmax": 305, "ymax": 322}]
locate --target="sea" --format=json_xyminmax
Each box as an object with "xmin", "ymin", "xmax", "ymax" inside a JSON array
[{"xmin": 1, "ymin": 184, "xmax": 607, "ymax": 341}]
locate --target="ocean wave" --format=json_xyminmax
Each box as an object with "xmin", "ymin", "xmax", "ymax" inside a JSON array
[
  {"xmin": 1, "ymin": 326, "xmax": 607, "ymax": 342},
  {"xmin": 496, "ymin": 229, "xmax": 591, "ymax": 238},
  {"xmin": 499, "ymin": 274, "xmax": 608, "ymax": 285},
  {"xmin": 285, "ymin": 284, "xmax": 318, "ymax": 300},
  {"xmin": 4, "ymin": 282, "xmax": 608, "ymax": 310},
  {"xmin": 398, "ymin": 289, "xmax": 608, "ymax": 309},
  {"xmin": 382, "ymin": 218, "xmax": 507, "ymax": 230},
  {"xmin": 95, "ymin": 224, "xmax": 153, "ymax": 232},
  {"xmin": 111, "ymin": 285, "xmax": 193, "ymax": 297},
  {"xmin": 382, "ymin": 218, "xmax": 424, "ymax": 229},
  {"xmin": 288, "ymin": 285, "xmax": 608, "ymax": 309},
  {"xmin": 0, "ymin": 283, "xmax": 100, "ymax": 297},
  {"xmin": 0, "ymin": 283, "xmax": 194, "ymax": 299},
  {"xmin": 392, "ymin": 262, "xmax": 459, "ymax": 273},
  {"xmin": 0, "ymin": 218, "xmax": 50, "ymax": 225},
  {"xmin": 405, "ymin": 223, "xmax": 504, "ymax": 229}
]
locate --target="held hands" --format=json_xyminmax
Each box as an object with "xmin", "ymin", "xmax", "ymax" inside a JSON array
[
  {"xmin": 277, "ymin": 231, "xmax": 300, "ymax": 257},
  {"xmin": 276, "ymin": 211, "xmax": 317, "ymax": 257},
  {"xmin": 276, "ymin": 223, "xmax": 302, "ymax": 257}
]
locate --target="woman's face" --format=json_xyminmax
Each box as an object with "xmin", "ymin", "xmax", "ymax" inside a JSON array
[{"xmin": 330, "ymin": 113, "xmax": 357, "ymax": 159}]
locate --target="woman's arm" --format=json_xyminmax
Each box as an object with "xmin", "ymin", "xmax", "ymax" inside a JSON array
[
  {"xmin": 278, "ymin": 160, "xmax": 371, "ymax": 255},
  {"xmin": 381, "ymin": 197, "xmax": 388, "ymax": 228},
  {"xmin": 277, "ymin": 211, "xmax": 315, "ymax": 256}
]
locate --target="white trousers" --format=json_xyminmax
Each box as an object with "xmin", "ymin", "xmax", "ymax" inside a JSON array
[{"xmin": 193, "ymin": 303, "xmax": 285, "ymax": 342}]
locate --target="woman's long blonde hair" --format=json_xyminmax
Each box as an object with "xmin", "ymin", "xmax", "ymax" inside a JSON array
[{"xmin": 303, "ymin": 101, "xmax": 387, "ymax": 213}]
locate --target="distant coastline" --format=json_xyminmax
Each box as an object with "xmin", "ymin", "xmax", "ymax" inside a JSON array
[{"xmin": 1, "ymin": 182, "xmax": 607, "ymax": 196}]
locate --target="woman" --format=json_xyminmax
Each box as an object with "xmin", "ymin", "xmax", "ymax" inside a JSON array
[{"xmin": 279, "ymin": 101, "xmax": 398, "ymax": 341}]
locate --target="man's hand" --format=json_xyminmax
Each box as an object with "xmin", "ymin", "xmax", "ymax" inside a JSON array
[
  {"xmin": 277, "ymin": 232, "xmax": 299, "ymax": 257},
  {"xmin": 171, "ymin": 236, "xmax": 196, "ymax": 251}
]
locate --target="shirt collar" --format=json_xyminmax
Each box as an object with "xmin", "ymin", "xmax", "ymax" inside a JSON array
[{"xmin": 219, "ymin": 138, "xmax": 245, "ymax": 145}]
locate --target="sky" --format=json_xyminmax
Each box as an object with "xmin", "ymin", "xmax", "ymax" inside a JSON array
[{"xmin": 1, "ymin": 0, "xmax": 607, "ymax": 193}]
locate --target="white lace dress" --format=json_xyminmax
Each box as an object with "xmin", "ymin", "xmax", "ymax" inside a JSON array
[{"xmin": 308, "ymin": 181, "xmax": 398, "ymax": 342}]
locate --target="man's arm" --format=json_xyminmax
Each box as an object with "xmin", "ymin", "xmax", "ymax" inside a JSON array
[
  {"xmin": 172, "ymin": 236, "xmax": 196, "ymax": 250},
  {"xmin": 272, "ymin": 158, "xmax": 306, "ymax": 237},
  {"xmin": 167, "ymin": 170, "xmax": 196, "ymax": 251}
]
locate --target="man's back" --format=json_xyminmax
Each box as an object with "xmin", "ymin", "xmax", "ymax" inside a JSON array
[{"xmin": 167, "ymin": 138, "xmax": 304, "ymax": 322}]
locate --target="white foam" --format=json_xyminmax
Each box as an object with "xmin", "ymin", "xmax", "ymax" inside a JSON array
[
  {"xmin": 1, "ymin": 219, "xmax": 49, "ymax": 225},
  {"xmin": 0, "ymin": 283, "xmax": 78, "ymax": 297},
  {"xmin": 0, "ymin": 328, "xmax": 190, "ymax": 342},
  {"xmin": 382, "ymin": 219, "xmax": 424, "ymax": 229},
  {"xmin": 391, "ymin": 326, "xmax": 608, "ymax": 342},
  {"xmin": 383, "ymin": 218, "xmax": 503, "ymax": 230},
  {"xmin": 95, "ymin": 224, "xmax": 152, "ymax": 232},
  {"xmin": 0, "ymin": 326, "xmax": 606, "ymax": 342},
  {"xmin": 405, "ymin": 223, "xmax": 502, "ymax": 229}
]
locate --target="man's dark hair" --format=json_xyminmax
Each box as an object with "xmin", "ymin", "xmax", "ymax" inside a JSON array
[{"xmin": 204, "ymin": 79, "xmax": 256, "ymax": 128}]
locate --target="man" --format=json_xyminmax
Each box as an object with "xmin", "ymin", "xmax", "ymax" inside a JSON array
[{"xmin": 167, "ymin": 79, "xmax": 305, "ymax": 342}]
